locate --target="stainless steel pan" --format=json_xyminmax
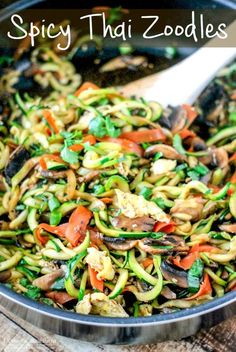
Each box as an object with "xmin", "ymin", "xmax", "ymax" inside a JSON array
[{"xmin": 0, "ymin": 0, "xmax": 235, "ymax": 345}]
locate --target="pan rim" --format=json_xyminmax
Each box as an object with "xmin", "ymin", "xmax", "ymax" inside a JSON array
[
  {"xmin": 1, "ymin": 284, "xmax": 235, "ymax": 326},
  {"xmin": 0, "ymin": 0, "xmax": 235, "ymax": 329}
]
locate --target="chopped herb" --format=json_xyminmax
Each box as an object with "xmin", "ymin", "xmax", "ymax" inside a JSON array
[
  {"xmin": 187, "ymin": 259, "xmax": 204, "ymax": 293},
  {"xmin": 89, "ymin": 115, "xmax": 120, "ymax": 138},
  {"xmin": 89, "ymin": 116, "xmax": 106, "ymax": 138},
  {"xmin": 105, "ymin": 116, "xmax": 120, "ymax": 137},
  {"xmin": 48, "ymin": 196, "xmax": 60, "ymax": 212},
  {"xmin": 152, "ymin": 197, "xmax": 166, "ymax": 209},
  {"xmin": 153, "ymin": 152, "xmax": 163, "ymax": 161},
  {"xmin": 40, "ymin": 298, "xmax": 54, "ymax": 306},
  {"xmin": 61, "ymin": 145, "xmax": 79, "ymax": 164},
  {"xmin": 150, "ymin": 232, "xmax": 165, "ymax": 239},
  {"xmin": 139, "ymin": 186, "xmax": 152, "ymax": 200},
  {"xmin": 229, "ymin": 111, "xmax": 236, "ymax": 123},
  {"xmin": 51, "ymin": 277, "xmax": 65, "ymax": 290},
  {"xmin": 93, "ymin": 184, "xmax": 105, "ymax": 195},
  {"xmin": 173, "ymin": 134, "xmax": 186, "ymax": 155},
  {"xmin": 15, "ymin": 204, "xmax": 26, "ymax": 211},
  {"xmin": 192, "ymin": 164, "xmax": 209, "ymax": 176},
  {"xmin": 50, "ymin": 210, "xmax": 62, "ymax": 226},
  {"xmin": 141, "ymin": 142, "xmax": 151, "ymax": 150},
  {"xmin": 25, "ymin": 286, "xmax": 41, "ymax": 300}
]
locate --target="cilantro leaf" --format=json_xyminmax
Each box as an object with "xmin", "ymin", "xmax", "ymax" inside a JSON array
[
  {"xmin": 89, "ymin": 116, "xmax": 120, "ymax": 138},
  {"xmin": 105, "ymin": 116, "xmax": 120, "ymax": 137},
  {"xmin": 88, "ymin": 116, "xmax": 106, "ymax": 138},
  {"xmin": 60, "ymin": 145, "xmax": 79, "ymax": 164}
]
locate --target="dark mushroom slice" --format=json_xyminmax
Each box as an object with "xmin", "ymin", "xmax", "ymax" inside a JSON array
[
  {"xmin": 0, "ymin": 270, "xmax": 11, "ymax": 282},
  {"xmin": 168, "ymin": 106, "xmax": 188, "ymax": 133},
  {"xmin": 33, "ymin": 269, "xmax": 65, "ymax": 291},
  {"xmin": 110, "ymin": 215, "xmax": 155, "ymax": 232},
  {"xmin": 78, "ymin": 171, "xmax": 100, "ymax": 183},
  {"xmin": 144, "ymin": 144, "xmax": 184, "ymax": 160},
  {"xmin": 0, "ymin": 175, "xmax": 6, "ymax": 192},
  {"xmin": 219, "ymin": 223, "xmax": 236, "ymax": 233},
  {"xmin": 195, "ymin": 82, "xmax": 227, "ymax": 136},
  {"xmin": 4, "ymin": 146, "xmax": 30, "ymax": 184},
  {"xmin": 103, "ymin": 236, "xmax": 138, "ymax": 251},
  {"xmin": 138, "ymin": 237, "xmax": 188, "ymax": 255},
  {"xmin": 39, "ymin": 169, "xmax": 69, "ymax": 179},
  {"xmin": 143, "ymin": 235, "xmax": 187, "ymax": 248},
  {"xmin": 211, "ymin": 147, "xmax": 229, "ymax": 169},
  {"xmin": 161, "ymin": 261, "xmax": 189, "ymax": 288},
  {"xmin": 184, "ymin": 136, "xmax": 208, "ymax": 153},
  {"xmin": 226, "ymin": 278, "xmax": 236, "ymax": 292},
  {"xmin": 161, "ymin": 286, "xmax": 177, "ymax": 299}
]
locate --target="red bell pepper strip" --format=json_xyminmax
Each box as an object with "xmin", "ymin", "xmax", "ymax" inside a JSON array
[
  {"xmin": 39, "ymin": 154, "xmax": 65, "ymax": 170},
  {"xmin": 153, "ymin": 221, "xmax": 176, "ymax": 234},
  {"xmin": 186, "ymin": 273, "xmax": 212, "ymax": 300},
  {"xmin": 141, "ymin": 258, "xmax": 154, "ymax": 269},
  {"xmin": 179, "ymin": 128, "xmax": 196, "ymax": 139},
  {"xmin": 74, "ymin": 82, "xmax": 99, "ymax": 97},
  {"xmin": 100, "ymin": 137, "xmax": 143, "ymax": 156},
  {"xmin": 42, "ymin": 110, "xmax": 59, "ymax": 134},
  {"xmin": 120, "ymin": 128, "xmax": 165, "ymax": 143},
  {"xmin": 35, "ymin": 223, "xmax": 67, "ymax": 246},
  {"xmin": 65, "ymin": 206, "xmax": 92, "ymax": 247},
  {"xmin": 88, "ymin": 265, "xmax": 104, "ymax": 292},
  {"xmin": 173, "ymin": 244, "xmax": 218, "ymax": 270},
  {"xmin": 69, "ymin": 135, "xmax": 97, "ymax": 152}
]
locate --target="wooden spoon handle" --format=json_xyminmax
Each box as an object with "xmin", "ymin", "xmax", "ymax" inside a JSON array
[{"xmin": 120, "ymin": 20, "xmax": 236, "ymax": 107}]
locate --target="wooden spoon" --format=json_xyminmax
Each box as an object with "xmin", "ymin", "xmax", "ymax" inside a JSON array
[{"xmin": 120, "ymin": 21, "xmax": 236, "ymax": 107}]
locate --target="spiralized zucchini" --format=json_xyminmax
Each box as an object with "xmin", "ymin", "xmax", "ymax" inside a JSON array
[{"xmin": 0, "ymin": 49, "xmax": 236, "ymax": 318}]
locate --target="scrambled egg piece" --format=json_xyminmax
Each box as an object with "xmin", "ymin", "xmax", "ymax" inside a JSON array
[
  {"xmin": 85, "ymin": 247, "xmax": 115, "ymax": 280},
  {"xmin": 114, "ymin": 189, "xmax": 169, "ymax": 223},
  {"xmin": 76, "ymin": 293, "xmax": 128, "ymax": 317},
  {"xmin": 151, "ymin": 159, "xmax": 176, "ymax": 175},
  {"xmin": 76, "ymin": 293, "xmax": 91, "ymax": 315}
]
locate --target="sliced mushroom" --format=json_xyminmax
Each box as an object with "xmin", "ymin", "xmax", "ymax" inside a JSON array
[
  {"xmin": 33, "ymin": 269, "xmax": 64, "ymax": 291},
  {"xmin": 226, "ymin": 278, "xmax": 236, "ymax": 292},
  {"xmin": 104, "ymin": 236, "xmax": 138, "ymax": 251},
  {"xmin": 110, "ymin": 215, "xmax": 155, "ymax": 232},
  {"xmin": 138, "ymin": 236, "xmax": 188, "ymax": 255},
  {"xmin": 171, "ymin": 198, "xmax": 206, "ymax": 222},
  {"xmin": 78, "ymin": 171, "xmax": 100, "ymax": 183},
  {"xmin": 4, "ymin": 146, "xmax": 30, "ymax": 184},
  {"xmin": 144, "ymin": 144, "xmax": 184, "ymax": 160},
  {"xmin": 45, "ymin": 291, "xmax": 75, "ymax": 304},
  {"xmin": 161, "ymin": 286, "xmax": 176, "ymax": 299},
  {"xmin": 0, "ymin": 270, "xmax": 11, "ymax": 282},
  {"xmin": 168, "ymin": 106, "xmax": 187, "ymax": 133},
  {"xmin": 89, "ymin": 228, "xmax": 104, "ymax": 246},
  {"xmin": 161, "ymin": 261, "xmax": 188, "ymax": 288},
  {"xmin": 0, "ymin": 175, "xmax": 6, "ymax": 192},
  {"xmin": 189, "ymin": 137, "xmax": 208, "ymax": 151},
  {"xmin": 100, "ymin": 56, "xmax": 147, "ymax": 73},
  {"xmin": 219, "ymin": 223, "xmax": 236, "ymax": 233},
  {"xmin": 197, "ymin": 82, "xmax": 226, "ymax": 128},
  {"xmin": 39, "ymin": 169, "xmax": 68, "ymax": 179},
  {"xmin": 212, "ymin": 147, "xmax": 229, "ymax": 170}
]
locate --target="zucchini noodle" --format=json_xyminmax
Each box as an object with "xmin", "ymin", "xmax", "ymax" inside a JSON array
[{"xmin": 0, "ymin": 48, "xmax": 236, "ymax": 318}]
